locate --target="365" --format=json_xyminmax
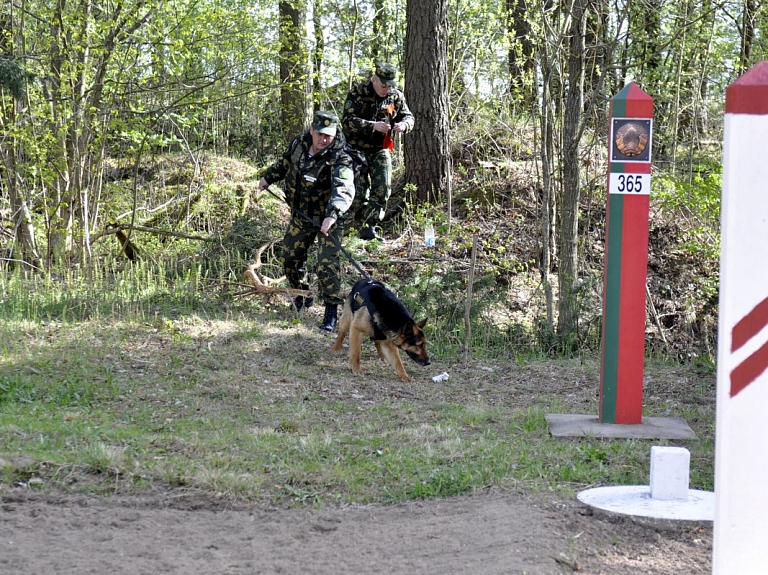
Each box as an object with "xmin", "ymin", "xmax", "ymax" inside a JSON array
[{"xmin": 616, "ymin": 174, "xmax": 643, "ymax": 193}]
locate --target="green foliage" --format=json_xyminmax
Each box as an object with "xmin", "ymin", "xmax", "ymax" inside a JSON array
[
  {"xmin": 0, "ymin": 55, "xmax": 34, "ymax": 99},
  {"xmin": 201, "ymin": 196, "xmax": 288, "ymax": 277},
  {"xmin": 393, "ymin": 199, "xmax": 600, "ymax": 359},
  {"xmin": 0, "ymin": 261, "xmax": 210, "ymax": 322},
  {"xmin": 648, "ymin": 160, "xmax": 721, "ymax": 359},
  {"xmin": 652, "ymin": 161, "xmax": 722, "ymax": 261}
]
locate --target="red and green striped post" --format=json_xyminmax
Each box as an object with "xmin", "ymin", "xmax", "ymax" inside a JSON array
[{"xmin": 599, "ymin": 83, "xmax": 653, "ymax": 424}]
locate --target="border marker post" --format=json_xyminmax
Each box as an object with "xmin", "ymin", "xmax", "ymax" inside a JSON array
[
  {"xmin": 599, "ymin": 83, "xmax": 653, "ymax": 424},
  {"xmin": 545, "ymin": 83, "xmax": 693, "ymax": 441},
  {"xmin": 714, "ymin": 60, "xmax": 768, "ymax": 573}
]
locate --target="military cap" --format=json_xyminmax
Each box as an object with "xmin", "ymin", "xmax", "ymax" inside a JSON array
[
  {"xmin": 312, "ymin": 110, "xmax": 339, "ymax": 136},
  {"xmin": 375, "ymin": 62, "xmax": 398, "ymax": 87}
]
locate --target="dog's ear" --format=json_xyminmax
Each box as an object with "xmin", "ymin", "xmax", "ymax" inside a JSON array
[{"xmin": 416, "ymin": 318, "xmax": 428, "ymax": 330}]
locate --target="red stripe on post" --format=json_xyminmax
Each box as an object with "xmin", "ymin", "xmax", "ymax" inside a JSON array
[
  {"xmin": 732, "ymin": 295, "xmax": 768, "ymax": 352},
  {"xmin": 730, "ymin": 338, "xmax": 768, "ymax": 397},
  {"xmin": 621, "ymin": 162, "xmax": 651, "ymax": 175},
  {"xmin": 623, "ymin": 84, "xmax": 655, "ymax": 118},
  {"xmin": 726, "ymin": 61, "xmax": 768, "ymax": 115}
]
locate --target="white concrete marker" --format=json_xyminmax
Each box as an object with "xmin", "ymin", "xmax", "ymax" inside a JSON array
[
  {"xmin": 650, "ymin": 446, "xmax": 690, "ymax": 500},
  {"xmin": 577, "ymin": 446, "xmax": 714, "ymax": 521}
]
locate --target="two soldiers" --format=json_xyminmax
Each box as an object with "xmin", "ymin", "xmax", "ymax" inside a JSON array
[{"xmin": 259, "ymin": 63, "xmax": 414, "ymax": 330}]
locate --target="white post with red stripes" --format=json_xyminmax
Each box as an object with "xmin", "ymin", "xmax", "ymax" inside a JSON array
[{"xmin": 714, "ymin": 60, "xmax": 768, "ymax": 573}]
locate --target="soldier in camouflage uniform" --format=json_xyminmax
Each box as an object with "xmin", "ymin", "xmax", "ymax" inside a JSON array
[
  {"xmin": 342, "ymin": 62, "xmax": 415, "ymax": 241},
  {"xmin": 258, "ymin": 111, "xmax": 355, "ymax": 331}
]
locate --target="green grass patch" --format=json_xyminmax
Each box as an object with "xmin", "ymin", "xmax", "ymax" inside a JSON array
[{"xmin": 0, "ymin": 264, "xmax": 716, "ymax": 507}]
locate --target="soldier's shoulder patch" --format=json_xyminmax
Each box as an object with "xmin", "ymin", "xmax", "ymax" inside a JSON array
[{"xmin": 337, "ymin": 165, "xmax": 353, "ymax": 180}]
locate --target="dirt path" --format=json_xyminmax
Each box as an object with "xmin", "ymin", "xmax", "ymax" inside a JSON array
[{"xmin": 1, "ymin": 489, "xmax": 711, "ymax": 574}]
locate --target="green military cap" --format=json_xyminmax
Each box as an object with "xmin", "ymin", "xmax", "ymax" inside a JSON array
[
  {"xmin": 312, "ymin": 110, "xmax": 339, "ymax": 136},
  {"xmin": 375, "ymin": 62, "xmax": 398, "ymax": 87}
]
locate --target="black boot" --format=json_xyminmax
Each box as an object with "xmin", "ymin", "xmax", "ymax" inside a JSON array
[
  {"xmin": 359, "ymin": 223, "xmax": 384, "ymax": 241},
  {"xmin": 319, "ymin": 304, "xmax": 338, "ymax": 332},
  {"xmin": 293, "ymin": 295, "xmax": 314, "ymax": 311}
]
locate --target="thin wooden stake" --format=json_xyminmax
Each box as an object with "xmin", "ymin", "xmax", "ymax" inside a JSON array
[{"xmin": 462, "ymin": 235, "xmax": 478, "ymax": 363}]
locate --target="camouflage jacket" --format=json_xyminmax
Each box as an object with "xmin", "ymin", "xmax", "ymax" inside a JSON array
[
  {"xmin": 263, "ymin": 131, "xmax": 355, "ymax": 223},
  {"xmin": 342, "ymin": 80, "xmax": 415, "ymax": 151}
]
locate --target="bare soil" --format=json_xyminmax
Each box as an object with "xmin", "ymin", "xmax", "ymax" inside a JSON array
[{"xmin": 1, "ymin": 486, "xmax": 711, "ymax": 574}]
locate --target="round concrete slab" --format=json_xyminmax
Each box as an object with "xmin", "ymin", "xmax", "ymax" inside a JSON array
[{"xmin": 577, "ymin": 486, "xmax": 714, "ymax": 521}]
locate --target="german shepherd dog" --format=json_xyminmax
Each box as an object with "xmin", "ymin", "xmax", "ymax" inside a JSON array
[{"xmin": 330, "ymin": 279, "xmax": 430, "ymax": 382}]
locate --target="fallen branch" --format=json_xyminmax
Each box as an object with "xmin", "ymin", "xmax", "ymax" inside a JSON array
[
  {"xmin": 92, "ymin": 224, "xmax": 216, "ymax": 243},
  {"xmin": 238, "ymin": 261, "xmax": 310, "ymax": 300}
]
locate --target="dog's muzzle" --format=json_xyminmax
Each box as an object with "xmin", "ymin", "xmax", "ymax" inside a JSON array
[{"xmin": 406, "ymin": 350, "xmax": 431, "ymax": 366}]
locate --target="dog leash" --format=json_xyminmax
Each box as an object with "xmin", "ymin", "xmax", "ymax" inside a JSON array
[{"xmin": 260, "ymin": 185, "xmax": 372, "ymax": 281}]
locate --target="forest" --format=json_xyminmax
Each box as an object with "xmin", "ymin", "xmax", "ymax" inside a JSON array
[{"xmin": 1, "ymin": 0, "xmax": 767, "ymax": 353}]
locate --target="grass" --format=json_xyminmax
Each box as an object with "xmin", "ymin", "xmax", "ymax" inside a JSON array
[{"xmin": 0, "ymin": 262, "xmax": 716, "ymax": 507}]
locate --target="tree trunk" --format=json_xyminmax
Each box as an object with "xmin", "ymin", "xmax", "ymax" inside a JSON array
[
  {"xmin": 538, "ymin": 55, "xmax": 556, "ymax": 330},
  {"xmin": 0, "ymin": 17, "xmax": 42, "ymax": 269},
  {"xmin": 1, "ymin": 112, "xmax": 43, "ymax": 269},
  {"xmin": 507, "ymin": 0, "xmax": 535, "ymax": 108},
  {"xmin": 739, "ymin": 0, "xmax": 757, "ymax": 75},
  {"xmin": 556, "ymin": 0, "xmax": 587, "ymax": 341},
  {"xmin": 371, "ymin": 0, "xmax": 387, "ymax": 64},
  {"xmin": 279, "ymin": 0, "xmax": 310, "ymax": 138},
  {"xmin": 312, "ymin": 0, "xmax": 324, "ymax": 112},
  {"xmin": 347, "ymin": 0, "xmax": 359, "ymax": 91},
  {"xmin": 584, "ymin": 4, "xmax": 609, "ymax": 122},
  {"xmin": 403, "ymin": 0, "xmax": 451, "ymax": 204}
]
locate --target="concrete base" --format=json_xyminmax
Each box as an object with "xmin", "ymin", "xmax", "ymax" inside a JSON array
[
  {"xmin": 545, "ymin": 413, "xmax": 696, "ymax": 440},
  {"xmin": 578, "ymin": 485, "xmax": 714, "ymax": 521}
]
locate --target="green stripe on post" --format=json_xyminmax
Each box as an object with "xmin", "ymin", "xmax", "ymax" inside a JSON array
[
  {"xmin": 612, "ymin": 92, "xmax": 628, "ymax": 117},
  {"xmin": 600, "ymin": 177, "xmax": 624, "ymax": 423}
]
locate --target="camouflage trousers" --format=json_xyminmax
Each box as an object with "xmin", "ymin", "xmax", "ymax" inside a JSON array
[
  {"xmin": 280, "ymin": 216, "xmax": 346, "ymax": 306},
  {"xmin": 350, "ymin": 148, "xmax": 392, "ymax": 225}
]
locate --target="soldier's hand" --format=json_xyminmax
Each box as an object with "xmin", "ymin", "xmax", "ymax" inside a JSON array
[
  {"xmin": 372, "ymin": 121, "xmax": 390, "ymax": 133},
  {"xmin": 393, "ymin": 122, "xmax": 407, "ymax": 133},
  {"xmin": 258, "ymin": 177, "xmax": 268, "ymax": 191},
  {"xmin": 320, "ymin": 216, "xmax": 336, "ymax": 236}
]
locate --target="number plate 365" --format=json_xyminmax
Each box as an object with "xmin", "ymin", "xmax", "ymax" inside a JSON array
[{"xmin": 609, "ymin": 173, "xmax": 651, "ymax": 195}]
